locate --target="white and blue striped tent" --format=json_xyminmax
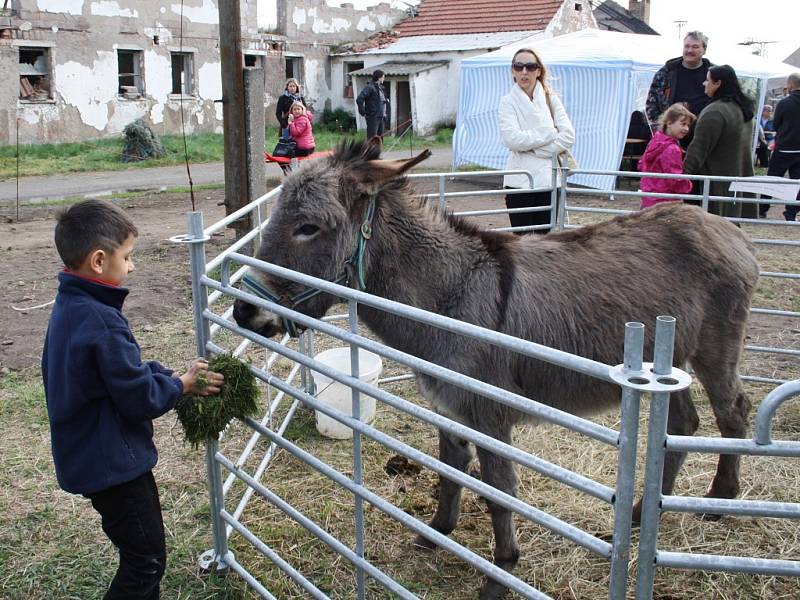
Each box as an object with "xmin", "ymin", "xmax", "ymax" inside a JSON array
[{"xmin": 454, "ymin": 29, "xmax": 796, "ymax": 190}]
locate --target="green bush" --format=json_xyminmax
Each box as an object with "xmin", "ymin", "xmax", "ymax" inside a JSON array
[{"xmin": 318, "ymin": 108, "xmax": 357, "ymax": 133}]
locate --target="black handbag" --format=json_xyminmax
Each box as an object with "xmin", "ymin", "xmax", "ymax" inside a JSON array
[{"xmin": 272, "ymin": 138, "xmax": 296, "ymax": 158}]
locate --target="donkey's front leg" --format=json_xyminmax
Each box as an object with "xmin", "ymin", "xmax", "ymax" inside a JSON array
[
  {"xmin": 414, "ymin": 428, "xmax": 473, "ymax": 549},
  {"xmin": 476, "ymin": 441, "xmax": 519, "ymax": 600}
]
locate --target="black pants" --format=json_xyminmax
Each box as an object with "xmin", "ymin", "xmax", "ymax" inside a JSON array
[
  {"xmin": 294, "ymin": 146, "xmax": 315, "ymax": 157},
  {"xmin": 755, "ymin": 141, "xmax": 771, "ymax": 168},
  {"xmin": 86, "ymin": 471, "xmax": 166, "ymax": 599},
  {"xmin": 365, "ymin": 115, "xmax": 385, "ymax": 139},
  {"xmin": 505, "ymin": 188, "xmax": 554, "ymax": 234},
  {"xmin": 760, "ymin": 151, "xmax": 800, "ymax": 220}
]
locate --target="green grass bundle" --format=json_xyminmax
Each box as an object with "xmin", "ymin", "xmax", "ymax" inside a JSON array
[{"xmin": 175, "ymin": 354, "xmax": 260, "ymax": 448}]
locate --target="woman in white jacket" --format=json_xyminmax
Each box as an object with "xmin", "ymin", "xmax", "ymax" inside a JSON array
[{"xmin": 498, "ymin": 48, "xmax": 575, "ymax": 234}]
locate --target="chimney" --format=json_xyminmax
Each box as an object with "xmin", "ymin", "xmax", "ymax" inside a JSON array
[{"xmin": 628, "ymin": 0, "xmax": 651, "ymax": 24}]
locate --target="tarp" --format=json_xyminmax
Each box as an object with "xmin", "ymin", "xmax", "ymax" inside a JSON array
[{"xmin": 454, "ymin": 29, "xmax": 797, "ymax": 190}]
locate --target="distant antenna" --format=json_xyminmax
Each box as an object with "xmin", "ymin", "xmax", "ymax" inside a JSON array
[
  {"xmin": 738, "ymin": 38, "xmax": 778, "ymax": 58},
  {"xmin": 674, "ymin": 20, "xmax": 687, "ymax": 40}
]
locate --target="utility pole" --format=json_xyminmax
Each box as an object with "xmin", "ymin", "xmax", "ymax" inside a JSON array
[
  {"xmin": 674, "ymin": 20, "xmax": 687, "ymax": 40},
  {"xmin": 217, "ymin": 0, "xmax": 250, "ymax": 235}
]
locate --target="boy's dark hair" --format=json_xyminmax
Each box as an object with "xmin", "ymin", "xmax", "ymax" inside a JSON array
[
  {"xmin": 372, "ymin": 69, "xmax": 384, "ymax": 81},
  {"xmin": 55, "ymin": 200, "xmax": 138, "ymax": 269}
]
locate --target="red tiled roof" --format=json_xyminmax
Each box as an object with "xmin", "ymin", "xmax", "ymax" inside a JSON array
[{"xmin": 394, "ymin": 0, "xmax": 564, "ymax": 36}]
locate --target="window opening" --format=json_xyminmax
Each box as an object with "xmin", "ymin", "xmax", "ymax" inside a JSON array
[
  {"xmin": 344, "ymin": 61, "xmax": 364, "ymax": 97},
  {"xmin": 19, "ymin": 47, "xmax": 51, "ymax": 101},
  {"xmin": 117, "ymin": 50, "xmax": 143, "ymax": 97},
  {"xmin": 170, "ymin": 52, "xmax": 194, "ymax": 95}
]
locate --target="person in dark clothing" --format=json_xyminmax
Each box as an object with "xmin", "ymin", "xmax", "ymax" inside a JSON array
[
  {"xmin": 763, "ymin": 73, "xmax": 800, "ymax": 221},
  {"xmin": 275, "ymin": 78, "xmax": 304, "ymax": 140},
  {"xmin": 356, "ymin": 69, "xmax": 388, "ymax": 139},
  {"xmin": 645, "ymin": 31, "xmax": 713, "ymax": 149},
  {"xmin": 42, "ymin": 199, "xmax": 223, "ymax": 599},
  {"xmin": 755, "ymin": 104, "xmax": 775, "ymax": 168},
  {"xmin": 683, "ymin": 64, "xmax": 756, "ymax": 218}
]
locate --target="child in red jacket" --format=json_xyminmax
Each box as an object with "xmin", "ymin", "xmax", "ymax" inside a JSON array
[
  {"xmin": 638, "ymin": 103, "xmax": 695, "ymax": 209},
  {"xmin": 287, "ymin": 101, "xmax": 315, "ymax": 156}
]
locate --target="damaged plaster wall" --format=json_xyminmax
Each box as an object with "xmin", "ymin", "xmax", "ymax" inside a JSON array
[
  {"xmin": 546, "ymin": 0, "xmax": 598, "ymax": 37},
  {"xmin": 273, "ymin": 0, "xmax": 406, "ymax": 118},
  {"xmin": 4, "ymin": 0, "xmax": 246, "ymax": 143},
  {"xmin": 1, "ymin": 0, "xmax": 406, "ymax": 144}
]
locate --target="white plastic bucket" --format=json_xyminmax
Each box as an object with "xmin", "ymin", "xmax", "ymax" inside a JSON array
[{"xmin": 310, "ymin": 347, "xmax": 383, "ymax": 439}]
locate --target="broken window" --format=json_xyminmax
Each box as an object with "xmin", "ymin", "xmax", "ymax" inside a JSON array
[
  {"xmin": 343, "ymin": 62, "xmax": 364, "ymax": 98},
  {"xmin": 117, "ymin": 50, "xmax": 143, "ymax": 98},
  {"xmin": 19, "ymin": 47, "xmax": 51, "ymax": 101},
  {"xmin": 285, "ymin": 56, "xmax": 303, "ymax": 83},
  {"xmin": 170, "ymin": 52, "xmax": 194, "ymax": 95}
]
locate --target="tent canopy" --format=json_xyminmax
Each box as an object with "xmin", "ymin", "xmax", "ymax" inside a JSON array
[{"xmin": 454, "ymin": 29, "xmax": 796, "ymax": 190}]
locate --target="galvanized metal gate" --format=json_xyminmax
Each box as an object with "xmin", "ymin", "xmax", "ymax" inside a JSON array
[{"xmin": 173, "ymin": 165, "xmax": 800, "ymax": 599}]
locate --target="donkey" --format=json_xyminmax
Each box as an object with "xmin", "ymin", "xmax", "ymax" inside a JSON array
[{"xmin": 233, "ymin": 141, "xmax": 759, "ymax": 599}]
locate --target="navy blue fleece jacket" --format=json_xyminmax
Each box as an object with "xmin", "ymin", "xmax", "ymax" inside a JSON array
[{"xmin": 42, "ymin": 272, "xmax": 184, "ymax": 495}]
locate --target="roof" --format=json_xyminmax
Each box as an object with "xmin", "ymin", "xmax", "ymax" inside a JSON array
[
  {"xmin": 593, "ymin": 0, "xmax": 658, "ymax": 35},
  {"xmin": 394, "ymin": 0, "xmax": 564, "ymax": 36},
  {"xmin": 353, "ymin": 31, "xmax": 541, "ymax": 55},
  {"xmin": 348, "ymin": 61, "xmax": 448, "ymax": 77}
]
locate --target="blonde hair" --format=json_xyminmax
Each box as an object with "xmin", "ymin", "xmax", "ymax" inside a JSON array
[
  {"xmin": 284, "ymin": 78, "xmax": 301, "ymax": 93},
  {"xmin": 658, "ymin": 103, "xmax": 695, "ymax": 133},
  {"xmin": 289, "ymin": 101, "xmax": 306, "ymax": 114},
  {"xmin": 511, "ymin": 48, "xmax": 550, "ymax": 95}
]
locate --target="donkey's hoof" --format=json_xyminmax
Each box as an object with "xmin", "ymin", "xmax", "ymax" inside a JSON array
[
  {"xmin": 479, "ymin": 578, "xmax": 510, "ymax": 600},
  {"xmin": 412, "ymin": 534, "xmax": 438, "ymax": 551}
]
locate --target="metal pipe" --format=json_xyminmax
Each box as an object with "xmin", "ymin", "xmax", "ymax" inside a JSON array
[
  {"xmin": 186, "ymin": 211, "xmax": 230, "ymax": 571},
  {"xmin": 635, "ymin": 316, "xmax": 678, "ymax": 600},
  {"xmin": 608, "ymin": 322, "xmax": 644, "ymax": 599}
]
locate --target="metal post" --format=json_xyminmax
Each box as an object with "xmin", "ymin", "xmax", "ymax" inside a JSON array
[
  {"xmin": 438, "ymin": 174, "xmax": 446, "ymax": 210},
  {"xmin": 701, "ymin": 178, "xmax": 710, "ymax": 212},
  {"xmin": 348, "ymin": 299, "xmax": 366, "ymax": 600},
  {"xmin": 635, "ymin": 316, "xmax": 677, "ymax": 599},
  {"xmin": 550, "ymin": 155, "xmax": 559, "ymax": 230},
  {"xmin": 608, "ymin": 322, "xmax": 644, "ymax": 599},
  {"xmin": 186, "ymin": 212, "xmax": 231, "ymax": 572}
]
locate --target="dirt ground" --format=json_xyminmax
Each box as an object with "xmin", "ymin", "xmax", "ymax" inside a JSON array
[
  {"xmin": 0, "ymin": 190, "xmax": 233, "ymax": 372},
  {"xmin": 1, "ymin": 176, "xmax": 797, "ymax": 384}
]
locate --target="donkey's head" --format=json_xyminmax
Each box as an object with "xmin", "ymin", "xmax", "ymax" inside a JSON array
[{"xmin": 233, "ymin": 140, "xmax": 430, "ymax": 338}]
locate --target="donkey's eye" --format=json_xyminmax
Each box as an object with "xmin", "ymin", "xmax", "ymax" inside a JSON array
[{"xmin": 294, "ymin": 224, "xmax": 320, "ymax": 237}]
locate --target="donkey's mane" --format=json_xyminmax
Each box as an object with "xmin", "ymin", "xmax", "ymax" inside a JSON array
[{"xmin": 329, "ymin": 139, "xmax": 382, "ymax": 168}]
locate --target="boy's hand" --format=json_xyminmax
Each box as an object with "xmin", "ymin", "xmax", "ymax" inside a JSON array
[{"xmin": 179, "ymin": 359, "xmax": 224, "ymax": 396}]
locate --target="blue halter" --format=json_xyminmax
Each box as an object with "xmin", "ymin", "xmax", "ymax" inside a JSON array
[{"xmin": 240, "ymin": 197, "xmax": 376, "ymax": 338}]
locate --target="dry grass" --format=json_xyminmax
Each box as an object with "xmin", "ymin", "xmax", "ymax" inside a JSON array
[
  {"xmin": 2, "ymin": 190, "xmax": 797, "ymax": 599},
  {"xmin": 200, "ymin": 313, "xmax": 800, "ymax": 600}
]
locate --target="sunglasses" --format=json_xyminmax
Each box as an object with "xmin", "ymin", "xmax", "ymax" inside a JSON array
[{"xmin": 512, "ymin": 62, "xmax": 540, "ymax": 72}]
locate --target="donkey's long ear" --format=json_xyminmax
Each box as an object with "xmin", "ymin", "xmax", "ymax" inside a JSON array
[{"xmin": 351, "ymin": 148, "xmax": 432, "ymax": 188}]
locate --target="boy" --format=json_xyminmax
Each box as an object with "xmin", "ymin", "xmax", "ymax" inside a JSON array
[{"xmin": 42, "ymin": 199, "xmax": 223, "ymax": 599}]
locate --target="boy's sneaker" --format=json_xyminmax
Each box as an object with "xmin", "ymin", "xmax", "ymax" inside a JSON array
[{"xmin": 783, "ymin": 211, "xmax": 796, "ymax": 222}]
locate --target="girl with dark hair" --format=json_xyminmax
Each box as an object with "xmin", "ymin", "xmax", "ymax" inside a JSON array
[{"xmin": 684, "ymin": 64, "xmax": 757, "ymax": 217}]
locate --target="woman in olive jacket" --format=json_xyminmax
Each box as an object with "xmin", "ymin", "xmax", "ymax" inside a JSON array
[{"xmin": 683, "ymin": 64, "xmax": 756, "ymax": 218}]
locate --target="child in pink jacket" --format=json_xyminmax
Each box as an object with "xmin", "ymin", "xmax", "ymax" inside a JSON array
[
  {"xmin": 287, "ymin": 101, "xmax": 315, "ymax": 156},
  {"xmin": 638, "ymin": 103, "xmax": 695, "ymax": 209}
]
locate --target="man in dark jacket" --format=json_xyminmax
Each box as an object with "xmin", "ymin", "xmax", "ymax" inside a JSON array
[
  {"xmin": 767, "ymin": 73, "xmax": 800, "ymax": 221},
  {"xmin": 645, "ymin": 31, "xmax": 712, "ymax": 148},
  {"xmin": 356, "ymin": 69, "xmax": 388, "ymax": 139}
]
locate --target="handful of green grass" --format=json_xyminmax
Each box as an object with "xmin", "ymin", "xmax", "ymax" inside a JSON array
[{"xmin": 175, "ymin": 354, "xmax": 260, "ymax": 448}]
